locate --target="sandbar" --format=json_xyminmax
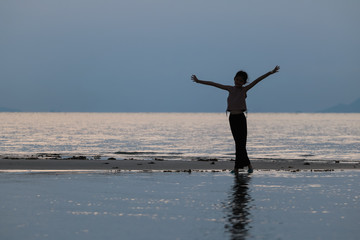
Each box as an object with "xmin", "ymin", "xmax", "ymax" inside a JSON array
[{"xmin": 0, "ymin": 158, "xmax": 359, "ymax": 172}]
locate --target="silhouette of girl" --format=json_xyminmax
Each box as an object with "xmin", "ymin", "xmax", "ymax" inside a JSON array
[{"xmin": 192, "ymin": 66, "xmax": 280, "ymax": 173}]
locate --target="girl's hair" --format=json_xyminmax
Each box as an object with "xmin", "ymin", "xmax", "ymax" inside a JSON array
[{"xmin": 234, "ymin": 71, "xmax": 248, "ymax": 83}]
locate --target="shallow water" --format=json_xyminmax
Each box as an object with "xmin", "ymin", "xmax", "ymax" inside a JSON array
[
  {"xmin": 1, "ymin": 171, "xmax": 359, "ymax": 240},
  {"xmin": 1, "ymin": 113, "xmax": 359, "ymax": 161}
]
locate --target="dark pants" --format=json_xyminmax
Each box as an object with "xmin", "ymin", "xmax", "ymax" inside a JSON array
[{"xmin": 229, "ymin": 113, "xmax": 250, "ymax": 169}]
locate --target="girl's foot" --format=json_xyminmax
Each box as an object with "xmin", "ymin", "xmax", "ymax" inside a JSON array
[
  {"xmin": 247, "ymin": 165, "xmax": 253, "ymax": 174},
  {"xmin": 231, "ymin": 168, "xmax": 239, "ymax": 174}
]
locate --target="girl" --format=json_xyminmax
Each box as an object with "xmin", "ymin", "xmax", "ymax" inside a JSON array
[{"xmin": 191, "ymin": 66, "xmax": 280, "ymax": 173}]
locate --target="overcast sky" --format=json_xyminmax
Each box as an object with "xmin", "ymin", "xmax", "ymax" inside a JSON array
[{"xmin": 1, "ymin": 0, "xmax": 359, "ymax": 112}]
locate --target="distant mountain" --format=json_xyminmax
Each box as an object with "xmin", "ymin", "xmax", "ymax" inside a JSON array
[
  {"xmin": 0, "ymin": 107, "xmax": 21, "ymax": 112},
  {"xmin": 319, "ymin": 98, "xmax": 360, "ymax": 113}
]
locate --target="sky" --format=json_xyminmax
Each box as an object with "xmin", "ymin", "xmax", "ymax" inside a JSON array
[{"xmin": 1, "ymin": 0, "xmax": 359, "ymax": 112}]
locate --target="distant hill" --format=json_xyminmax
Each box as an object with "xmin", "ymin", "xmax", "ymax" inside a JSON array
[
  {"xmin": 319, "ymin": 98, "xmax": 360, "ymax": 113},
  {"xmin": 0, "ymin": 107, "xmax": 21, "ymax": 112}
]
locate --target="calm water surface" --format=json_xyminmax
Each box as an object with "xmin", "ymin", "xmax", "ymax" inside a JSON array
[
  {"xmin": 0, "ymin": 171, "xmax": 359, "ymax": 240},
  {"xmin": 0, "ymin": 113, "xmax": 359, "ymax": 161}
]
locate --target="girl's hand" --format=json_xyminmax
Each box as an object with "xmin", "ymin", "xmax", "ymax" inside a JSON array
[
  {"xmin": 191, "ymin": 75, "xmax": 199, "ymax": 83},
  {"xmin": 270, "ymin": 65, "xmax": 280, "ymax": 74}
]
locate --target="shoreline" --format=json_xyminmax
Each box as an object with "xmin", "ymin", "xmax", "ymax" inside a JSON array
[{"xmin": 1, "ymin": 158, "xmax": 359, "ymax": 172}]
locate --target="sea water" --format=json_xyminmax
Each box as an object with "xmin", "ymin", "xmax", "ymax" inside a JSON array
[
  {"xmin": 0, "ymin": 113, "xmax": 359, "ymax": 162},
  {"xmin": 0, "ymin": 171, "xmax": 359, "ymax": 240}
]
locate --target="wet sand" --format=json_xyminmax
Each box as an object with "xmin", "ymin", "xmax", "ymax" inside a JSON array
[
  {"xmin": 0, "ymin": 158, "xmax": 359, "ymax": 172},
  {"xmin": 1, "ymin": 169, "xmax": 360, "ymax": 240}
]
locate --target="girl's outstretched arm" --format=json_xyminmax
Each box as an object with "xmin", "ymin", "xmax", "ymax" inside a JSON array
[
  {"xmin": 245, "ymin": 65, "xmax": 280, "ymax": 91},
  {"xmin": 191, "ymin": 75, "xmax": 231, "ymax": 91}
]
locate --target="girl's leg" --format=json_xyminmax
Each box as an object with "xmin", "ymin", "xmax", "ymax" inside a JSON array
[{"xmin": 229, "ymin": 114, "xmax": 251, "ymax": 170}]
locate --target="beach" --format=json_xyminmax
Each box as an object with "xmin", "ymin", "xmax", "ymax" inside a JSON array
[
  {"xmin": 0, "ymin": 158, "xmax": 359, "ymax": 172},
  {"xmin": 1, "ymin": 157, "xmax": 360, "ymax": 240},
  {"xmin": 1, "ymin": 112, "xmax": 359, "ymax": 239},
  {"xmin": 1, "ymin": 166, "xmax": 360, "ymax": 240}
]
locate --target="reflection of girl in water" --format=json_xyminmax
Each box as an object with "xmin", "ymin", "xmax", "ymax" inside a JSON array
[
  {"xmin": 192, "ymin": 66, "xmax": 280, "ymax": 173},
  {"xmin": 225, "ymin": 174, "xmax": 252, "ymax": 239}
]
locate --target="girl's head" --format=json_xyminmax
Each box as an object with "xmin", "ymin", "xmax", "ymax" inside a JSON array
[{"xmin": 234, "ymin": 70, "xmax": 248, "ymax": 87}]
